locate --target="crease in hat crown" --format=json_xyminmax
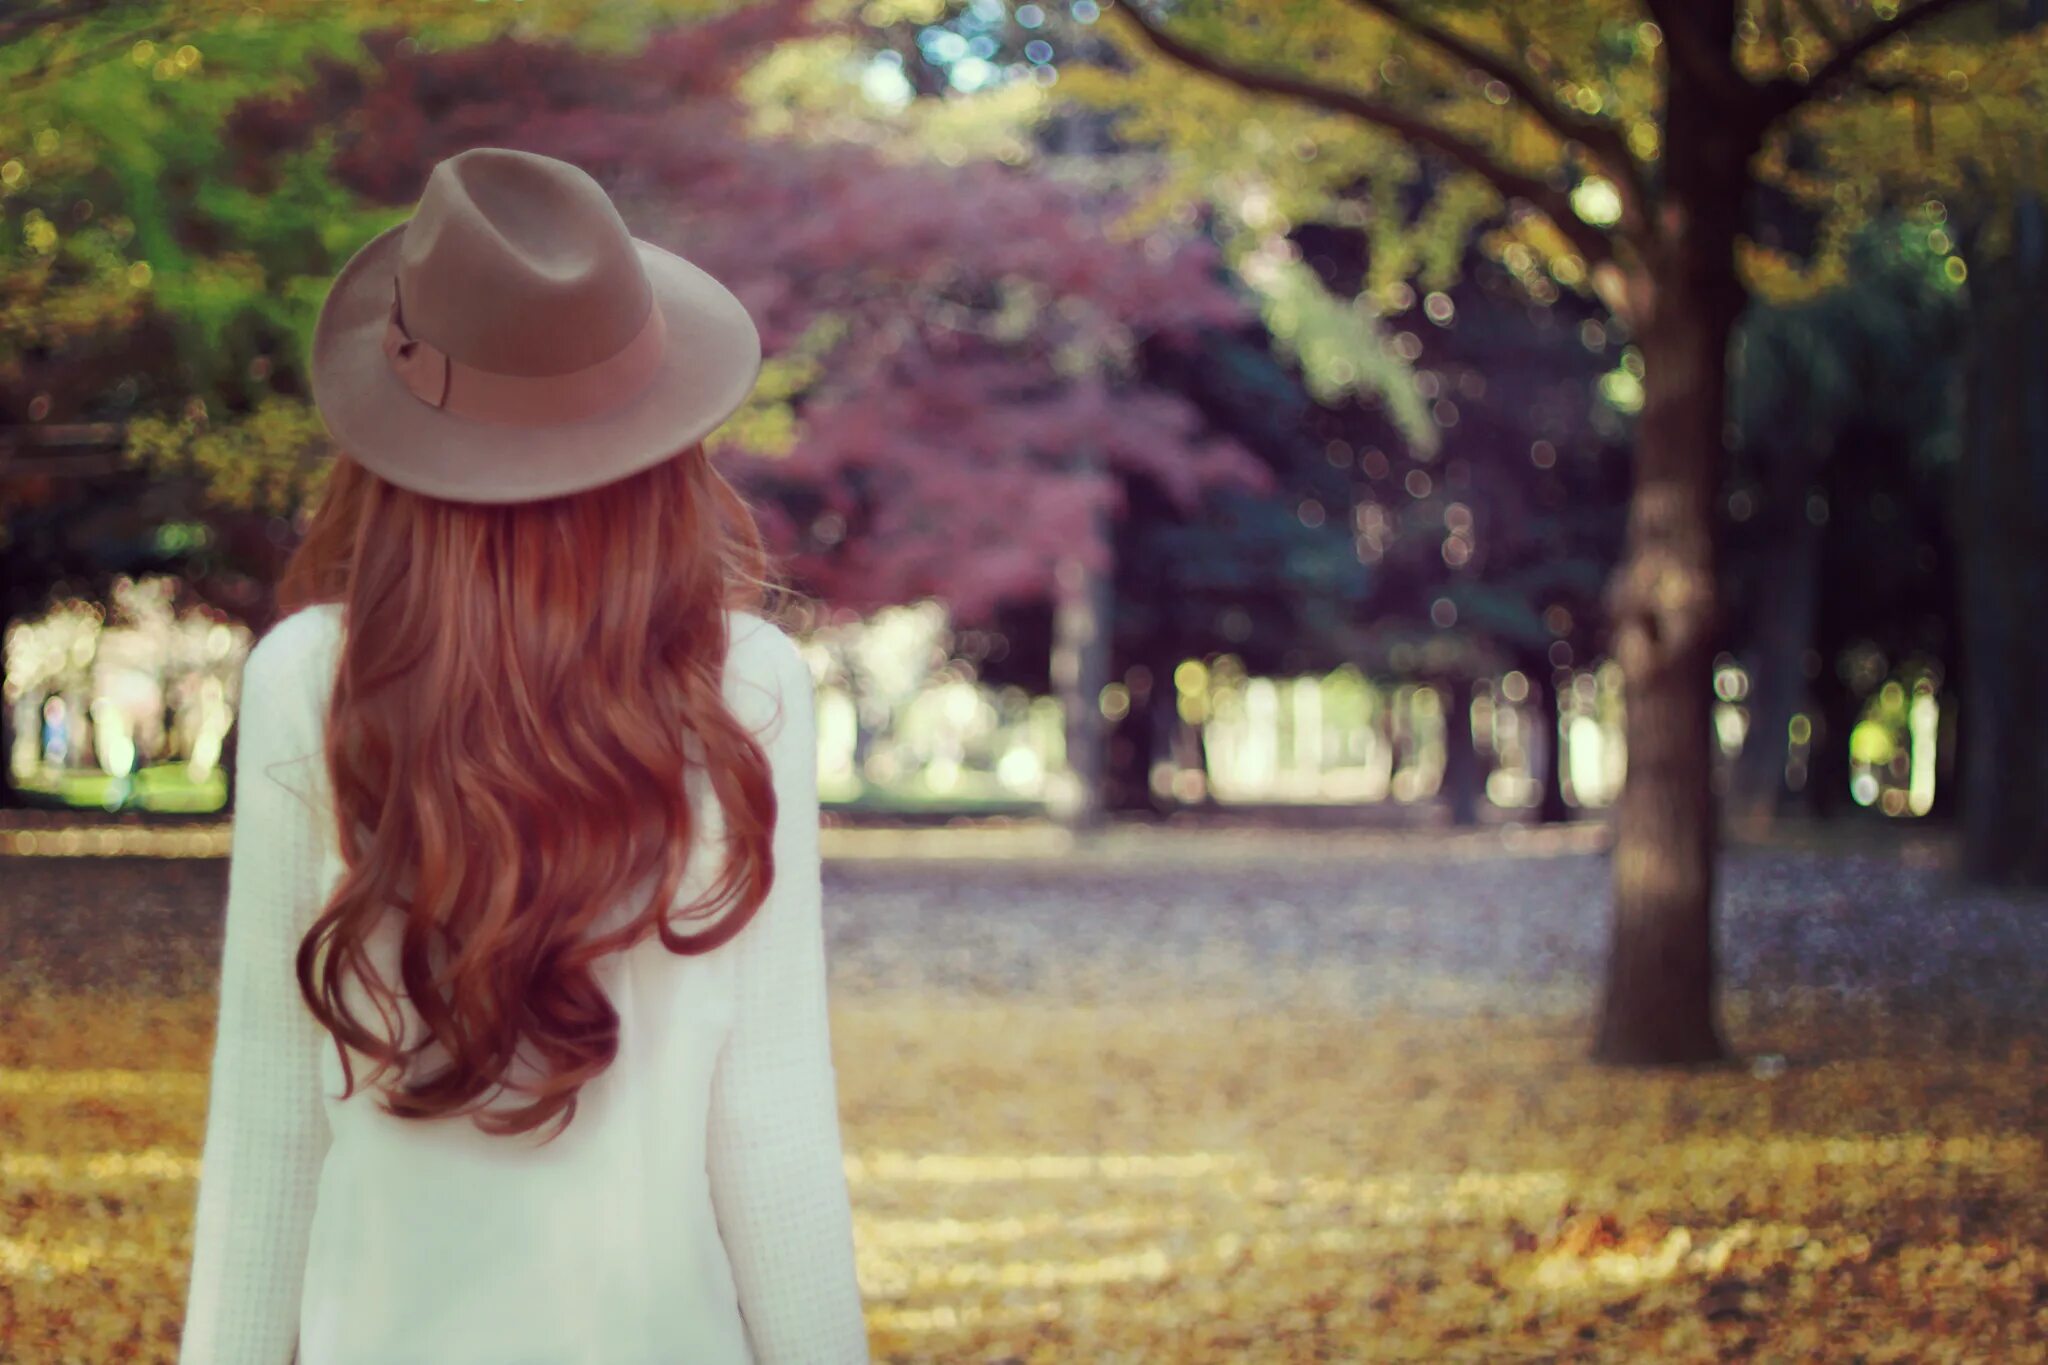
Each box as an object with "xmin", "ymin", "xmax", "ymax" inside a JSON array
[{"xmin": 392, "ymin": 147, "xmax": 658, "ymax": 379}]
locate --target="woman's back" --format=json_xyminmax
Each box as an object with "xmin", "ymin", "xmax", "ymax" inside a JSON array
[{"xmin": 181, "ymin": 601, "xmax": 867, "ymax": 1365}]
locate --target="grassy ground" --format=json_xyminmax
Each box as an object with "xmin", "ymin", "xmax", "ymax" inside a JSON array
[
  {"xmin": 13, "ymin": 763, "xmax": 229, "ymax": 815},
  {"xmin": 0, "ymin": 826, "xmax": 2043, "ymax": 1363}
]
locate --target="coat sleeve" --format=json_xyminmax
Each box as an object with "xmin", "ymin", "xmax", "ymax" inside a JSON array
[
  {"xmin": 706, "ymin": 624, "xmax": 869, "ymax": 1364},
  {"xmin": 180, "ymin": 620, "xmax": 336, "ymax": 1365}
]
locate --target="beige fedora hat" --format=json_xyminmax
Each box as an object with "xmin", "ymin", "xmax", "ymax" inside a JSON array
[{"xmin": 309, "ymin": 146, "xmax": 761, "ymax": 504}]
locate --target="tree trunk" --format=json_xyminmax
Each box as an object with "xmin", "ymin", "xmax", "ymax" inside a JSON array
[
  {"xmin": 1, "ymin": 581, "xmax": 30, "ymax": 809},
  {"xmin": 1592, "ymin": 13, "xmax": 1748, "ymax": 1066},
  {"xmin": 1102, "ymin": 693, "xmax": 1151, "ymax": 813},
  {"xmin": 1104, "ymin": 643, "xmax": 1173, "ymax": 814},
  {"xmin": 1801, "ymin": 658, "xmax": 1859, "ymax": 819},
  {"xmin": 0, "ymin": 689, "xmax": 20, "ymax": 810},
  {"xmin": 1180, "ymin": 689, "xmax": 1218, "ymax": 807},
  {"xmin": 841, "ymin": 662, "xmax": 878, "ymax": 793},
  {"xmin": 1051, "ymin": 547, "xmax": 1113, "ymax": 831},
  {"xmin": 1436, "ymin": 678, "xmax": 1481, "ymax": 827},
  {"xmin": 1728, "ymin": 455, "xmax": 1825, "ymax": 837},
  {"xmin": 1527, "ymin": 664, "xmax": 1571, "ymax": 824},
  {"xmin": 1595, "ymin": 280, "xmax": 1738, "ymax": 1062},
  {"xmin": 1929, "ymin": 688, "xmax": 1962, "ymax": 822},
  {"xmin": 1956, "ymin": 189, "xmax": 2048, "ymax": 885}
]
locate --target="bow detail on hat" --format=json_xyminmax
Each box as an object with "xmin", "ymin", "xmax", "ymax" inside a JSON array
[
  {"xmin": 370, "ymin": 255, "xmax": 670, "ymax": 427},
  {"xmin": 381, "ymin": 277, "xmax": 452, "ymax": 409}
]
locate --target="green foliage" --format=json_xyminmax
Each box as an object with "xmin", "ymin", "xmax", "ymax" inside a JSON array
[
  {"xmin": 1249, "ymin": 247, "xmax": 1435, "ymax": 453},
  {"xmin": 1732, "ymin": 210, "xmax": 1966, "ymax": 462},
  {"xmin": 15, "ymin": 759, "xmax": 227, "ymax": 812},
  {"xmin": 1059, "ymin": 0, "xmax": 2047, "ymax": 332},
  {"xmin": 1, "ymin": 0, "xmax": 722, "ymax": 511},
  {"xmin": 125, "ymin": 393, "xmax": 330, "ymax": 515},
  {"xmin": 4, "ymin": 8, "xmax": 378, "ymax": 502},
  {"xmin": 720, "ymin": 312, "xmax": 854, "ymax": 460}
]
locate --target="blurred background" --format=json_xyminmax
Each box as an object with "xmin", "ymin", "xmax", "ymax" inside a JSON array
[{"xmin": 3, "ymin": 1, "xmax": 2046, "ymax": 1361}]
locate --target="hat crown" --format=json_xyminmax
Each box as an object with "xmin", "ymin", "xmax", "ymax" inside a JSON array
[{"xmin": 394, "ymin": 148, "xmax": 654, "ymax": 378}]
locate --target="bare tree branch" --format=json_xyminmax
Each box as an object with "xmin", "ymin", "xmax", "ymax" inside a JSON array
[
  {"xmin": 1766, "ymin": 0, "xmax": 1792, "ymax": 52},
  {"xmin": 1768, "ymin": 0, "xmax": 1994, "ymax": 117},
  {"xmin": 0, "ymin": 0, "xmax": 123, "ymax": 47},
  {"xmin": 1501, "ymin": 9, "xmax": 1549, "ymax": 81},
  {"xmin": 1847, "ymin": 70, "xmax": 1949, "ymax": 97},
  {"xmin": 1790, "ymin": 0, "xmax": 1847, "ymax": 46},
  {"xmin": 1340, "ymin": 0, "xmax": 1647, "ymax": 226},
  {"xmin": 1108, "ymin": 1, "xmax": 1618, "ymax": 267},
  {"xmin": 8, "ymin": 21, "xmax": 169, "ymax": 93}
]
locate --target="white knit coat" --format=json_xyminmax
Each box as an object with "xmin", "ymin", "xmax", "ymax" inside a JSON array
[{"xmin": 178, "ymin": 603, "xmax": 868, "ymax": 1365}]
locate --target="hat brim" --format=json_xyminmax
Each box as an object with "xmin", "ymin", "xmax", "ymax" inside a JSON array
[{"xmin": 309, "ymin": 222, "xmax": 762, "ymax": 505}]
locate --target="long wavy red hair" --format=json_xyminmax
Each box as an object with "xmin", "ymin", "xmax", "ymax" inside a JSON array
[{"xmin": 272, "ymin": 442, "xmax": 779, "ymax": 1144}]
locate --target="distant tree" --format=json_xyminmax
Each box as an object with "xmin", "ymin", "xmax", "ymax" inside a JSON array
[
  {"xmin": 1723, "ymin": 218, "xmax": 1964, "ymax": 834},
  {"xmin": 1099, "ymin": 300, "xmax": 1382, "ymax": 812},
  {"xmin": 903, "ymin": 100, "xmax": 1635, "ymax": 821},
  {"xmin": 1318, "ymin": 225, "xmax": 1630, "ymax": 826},
  {"xmin": 987, "ymin": 221, "xmax": 1635, "ymax": 827},
  {"xmin": 2, "ymin": 1, "xmax": 1267, "ymax": 824},
  {"xmin": 1954, "ymin": 191, "xmax": 2048, "ymax": 883}
]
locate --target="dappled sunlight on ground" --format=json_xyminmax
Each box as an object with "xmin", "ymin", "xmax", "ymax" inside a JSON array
[{"xmin": 3, "ymin": 990, "xmax": 2044, "ymax": 1361}]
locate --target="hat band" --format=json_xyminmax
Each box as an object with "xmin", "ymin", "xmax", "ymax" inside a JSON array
[{"xmin": 380, "ymin": 277, "xmax": 668, "ymax": 426}]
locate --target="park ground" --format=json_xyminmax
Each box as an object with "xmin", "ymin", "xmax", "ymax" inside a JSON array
[{"xmin": 1, "ymin": 817, "xmax": 2045, "ymax": 1363}]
